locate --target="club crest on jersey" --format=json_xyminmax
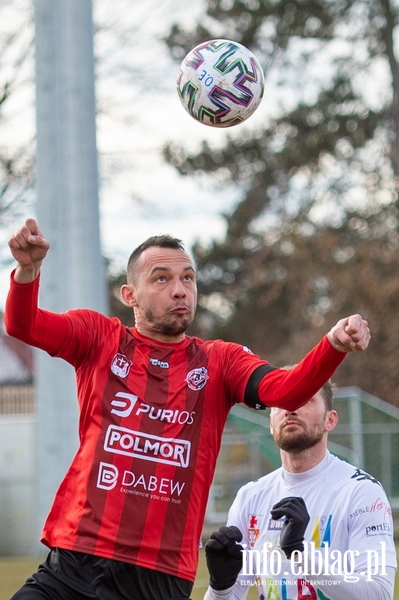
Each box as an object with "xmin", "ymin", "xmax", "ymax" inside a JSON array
[
  {"xmin": 186, "ymin": 367, "xmax": 209, "ymax": 391},
  {"xmin": 248, "ymin": 514, "xmax": 261, "ymax": 547},
  {"xmin": 111, "ymin": 353, "xmax": 132, "ymax": 378}
]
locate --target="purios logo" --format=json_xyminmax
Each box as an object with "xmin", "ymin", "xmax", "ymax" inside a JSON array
[
  {"xmin": 135, "ymin": 403, "xmax": 195, "ymax": 424},
  {"xmin": 110, "ymin": 391, "xmax": 195, "ymax": 424},
  {"xmin": 111, "ymin": 392, "xmax": 138, "ymax": 417},
  {"xmin": 104, "ymin": 424, "xmax": 191, "ymax": 468}
]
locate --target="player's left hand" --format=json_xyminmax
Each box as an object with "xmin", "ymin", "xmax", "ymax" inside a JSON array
[
  {"xmin": 205, "ymin": 526, "xmax": 243, "ymax": 590},
  {"xmin": 327, "ymin": 314, "xmax": 370, "ymax": 353},
  {"xmin": 271, "ymin": 496, "xmax": 310, "ymax": 559}
]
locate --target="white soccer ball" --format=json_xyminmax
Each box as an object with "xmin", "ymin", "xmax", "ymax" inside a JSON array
[{"xmin": 177, "ymin": 39, "xmax": 265, "ymax": 128}]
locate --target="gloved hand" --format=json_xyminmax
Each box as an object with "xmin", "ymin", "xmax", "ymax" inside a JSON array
[
  {"xmin": 270, "ymin": 496, "xmax": 310, "ymax": 559},
  {"xmin": 205, "ymin": 525, "xmax": 243, "ymax": 590}
]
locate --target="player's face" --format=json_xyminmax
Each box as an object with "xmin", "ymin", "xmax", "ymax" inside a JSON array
[
  {"xmin": 129, "ymin": 247, "xmax": 197, "ymax": 341},
  {"xmin": 270, "ymin": 391, "xmax": 337, "ymax": 452}
]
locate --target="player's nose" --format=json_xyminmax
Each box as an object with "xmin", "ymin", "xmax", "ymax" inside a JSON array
[{"xmin": 171, "ymin": 279, "xmax": 187, "ymax": 297}]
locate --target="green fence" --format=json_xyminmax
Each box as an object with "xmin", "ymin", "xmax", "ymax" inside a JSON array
[{"xmin": 206, "ymin": 386, "xmax": 399, "ymax": 522}]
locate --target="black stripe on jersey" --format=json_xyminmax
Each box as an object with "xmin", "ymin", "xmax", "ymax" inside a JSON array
[{"xmin": 244, "ymin": 364, "xmax": 278, "ymax": 410}]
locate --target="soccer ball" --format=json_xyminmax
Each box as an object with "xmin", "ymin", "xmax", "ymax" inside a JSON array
[{"xmin": 177, "ymin": 39, "xmax": 265, "ymax": 128}]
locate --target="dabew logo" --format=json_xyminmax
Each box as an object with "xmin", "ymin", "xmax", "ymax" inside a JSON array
[
  {"xmin": 104, "ymin": 425, "xmax": 191, "ymax": 468},
  {"xmin": 97, "ymin": 462, "xmax": 118, "ymax": 490},
  {"xmin": 96, "ymin": 462, "xmax": 186, "ymax": 497}
]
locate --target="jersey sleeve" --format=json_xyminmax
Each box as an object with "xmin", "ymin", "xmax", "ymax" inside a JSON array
[
  {"xmin": 252, "ymin": 335, "xmax": 346, "ymax": 411},
  {"xmin": 226, "ymin": 488, "xmax": 248, "ymax": 539},
  {"xmin": 213, "ymin": 341, "xmax": 274, "ymax": 408},
  {"xmin": 225, "ymin": 488, "xmax": 255, "ymax": 599},
  {"xmin": 4, "ymin": 270, "xmax": 119, "ymax": 366},
  {"xmin": 216, "ymin": 335, "xmax": 346, "ymax": 413},
  {"xmin": 306, "ymin": 477, "xmax": 397, "ymax": 599},
  {"xmin": 345, "ymin": 478, "xmax": 396, "ymax": 571},
  {"xmin": 4, "ymin": 271, "xmax": 70, "ymax": 355}
]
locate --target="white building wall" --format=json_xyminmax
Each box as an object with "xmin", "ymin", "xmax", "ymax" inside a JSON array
[{"xmin": 0, "ymin": 419, "xmax": 36, "ymax": 554}]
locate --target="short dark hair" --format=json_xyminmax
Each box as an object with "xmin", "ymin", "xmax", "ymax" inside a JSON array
[
  {"xmin": 283, "ymin": 364, "xmax": 335, "ymax": 411},
  {"xmin": 320, "ymin": 379, "xmax": 335, "ymax": 411},
  {"xmin": 127, "ymin": 234, "xmax": 186, "ymax": 284}
]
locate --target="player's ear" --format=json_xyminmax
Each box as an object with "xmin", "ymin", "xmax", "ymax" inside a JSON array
[
  {"xmin": 120, "ymin": 284, "xmax": 137, "ymax": 307},
  {"xmin": 325, "ymin": 410, "xmax": 338, "ymax": 432}
]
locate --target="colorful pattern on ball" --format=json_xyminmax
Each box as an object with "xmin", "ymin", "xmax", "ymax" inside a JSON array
[{"xmin": 177, "ymin": 39, "xmax": 265, "ymax": 128}]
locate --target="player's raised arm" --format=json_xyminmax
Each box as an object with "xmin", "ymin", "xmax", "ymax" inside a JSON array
[
  {"xmin": 327, "ymin": 314, "xmax": 370, "ymax": 352},
  {"xmin": 251, "ymin": 313, "xmax": 370, "ymax": 413},
  {"xmin": 8, "ymin": 218, "xmax": 50, "ymax": 283}
]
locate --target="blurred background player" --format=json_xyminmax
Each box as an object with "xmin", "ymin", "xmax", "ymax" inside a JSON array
[{"xmin": 204, "ymin": 377, "xmax": 396, "ymax": 600}]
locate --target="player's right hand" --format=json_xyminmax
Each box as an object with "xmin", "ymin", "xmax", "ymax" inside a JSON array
[
  {"xmin": 8, "ymin": 218, "xmax": 50, "ymax": 281},
  {"xmin": 205, "ymin": 525, "xmax": 243, "ymax": 591},
  {"xmin": 327, "ymin": 314, "xmax": 370, "ymax": 353},
  {"xmin": 271, "ymin": 496, "xmax": 310, "ymax": 559}
]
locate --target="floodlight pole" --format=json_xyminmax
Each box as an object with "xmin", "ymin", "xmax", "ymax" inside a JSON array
[{"xmin": 33, "ymin": 0, "xmax": 107, "ymax": 552}]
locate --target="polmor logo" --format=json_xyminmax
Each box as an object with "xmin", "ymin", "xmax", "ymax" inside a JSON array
[{"xmin": 104, "ymin": 425, "xmax": 191, "ymax": 468}]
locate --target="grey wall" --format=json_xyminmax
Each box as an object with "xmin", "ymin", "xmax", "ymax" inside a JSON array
[{"xmin": 0, "ymin": 419, "xmax": 36, "ymax": 554}]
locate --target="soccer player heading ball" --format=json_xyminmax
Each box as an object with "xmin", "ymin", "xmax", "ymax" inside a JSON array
[{"xmin": 6, "ymin": 218, "xmax": 370, "ymax": 600}]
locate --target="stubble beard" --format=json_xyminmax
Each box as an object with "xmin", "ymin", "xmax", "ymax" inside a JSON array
[
  {"xmin": 274, "ymin": 425, "xmax": 325, "ymax": 453},
  {"xmin": 143, "ymin": 307, "xmax": 194, "ymax": 337}
]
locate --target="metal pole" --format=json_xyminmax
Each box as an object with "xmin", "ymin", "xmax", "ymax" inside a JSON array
[{"xmin": 33, "ymin": 0, "xmax": 107, "ymax": 552}]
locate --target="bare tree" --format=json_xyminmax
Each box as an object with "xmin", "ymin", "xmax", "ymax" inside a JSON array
[{"xmin": 0, "ymin": 0, "xmax": 35, "ymax": 230}]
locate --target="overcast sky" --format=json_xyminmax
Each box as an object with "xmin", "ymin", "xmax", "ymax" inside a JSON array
[
  {"xmin": 0, "ymin": 0, "xmax": 273, "ymax": 308},
  {"xmin": 0, "ymin": 1, "xmax": 219, "ymax": 305},
  {"xmin": 93, "ymin": 0, "xmax": 242, "ymax": 262}
]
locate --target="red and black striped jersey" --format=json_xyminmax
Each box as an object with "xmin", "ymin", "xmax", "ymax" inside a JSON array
[{"xmin": 5, "ymin": 273, "xmax": 346, "ymax": 581}]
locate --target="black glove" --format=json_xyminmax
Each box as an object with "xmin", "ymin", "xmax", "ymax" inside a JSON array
[
  {"xmin": 205, "ymin": 525, "xmax": 243, "ymax": 591},
  {"xmin": 270, "ymin": 496, "xmax": 310, "ymax": 559}
]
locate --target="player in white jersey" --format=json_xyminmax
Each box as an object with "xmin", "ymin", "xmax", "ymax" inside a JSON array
[{"xmin": 203, "ymin": 378, "xmax": 397, "ymax": 600}]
